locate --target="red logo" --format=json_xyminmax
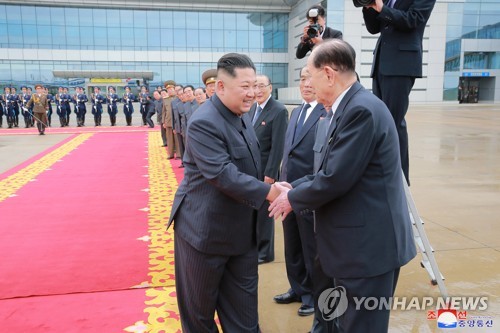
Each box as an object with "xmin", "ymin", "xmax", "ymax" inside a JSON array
[
  {"xmin": 457, "ymin": 311, "xmax": 467, "ymax": 320},
  {"xmin": 427, "ymin": 310, "xmax": 437, "ymax": 320}
]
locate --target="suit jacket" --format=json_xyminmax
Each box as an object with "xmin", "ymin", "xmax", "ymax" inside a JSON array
[
  {"xmin": 296, "ymin": 26, "xmax": 343, "ymax": 59},
  {"xmin": 171, "ymin": 98, "xmax": 183, "ymax": 133},
  {"xmin": 168, "ymin": 94, "xmax": 271, "ymax": 256},
  {"xmin": 289, "ymin": 82, "xmax": 416, "ymax": 279},
  {"xmin": 248, "ymin": 97, "xmax": 288, "ymax": 180},
  {"xmin": 312, "ymin": 111, "xmax": 333, "ymax": 174},
  {"xmin": 363, "ymin": 0, "xmax": 436, "ymax": 77},
  {"xmin": 280, "ymin": 102, "xmax": 326, "ymax": 182},
  {"xmin": 26, "ymin": 94, "xmax": 48, "ymax": 113}
]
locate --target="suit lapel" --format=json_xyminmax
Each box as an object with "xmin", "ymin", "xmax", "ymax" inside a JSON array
[
  {"xmin": 317, "ymin": 82, "xmax": 363, "ymax": 170},
  {"xmin": 291, "ymin": 104, "xmax": 325, "ymax": 149},
  {"xmin": 285, "ymin": 105, "xmax": 301, "ymax": 149},
  {"xmin": 253, "ymin": 99, "xmax": 272, "ymax": 130}
]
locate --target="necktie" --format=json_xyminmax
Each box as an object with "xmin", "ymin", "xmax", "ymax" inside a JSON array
[
  {"xmin": 389, "ymin": 0, "xmax": 396, "ymax": 7},
  {"xmin": 294, "ymin": 103, "xmax": 310, "ymax": 143},
  {"xmin": 252, "ymin": 105, "xmax": 262, "ymax": 125}
]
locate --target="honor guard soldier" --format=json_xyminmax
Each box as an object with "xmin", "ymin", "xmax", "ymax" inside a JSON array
[
  {"xmin": 63, "ymin": 87, "xmax": 72, "ymax": 126},
  {"xmin": 91, "ymin": 87, "xmax": 105, "ymax": 126},
  {"xmin": 55, "ymin": 86, "xmax": 66, "ymax": 127},
  {"xmin": 44, "ymin": 87, "xmax": 54, "ymax": 127},
  {"xmin": 0, "ymin": 93, "xmax": 4, "ymax": 128},
  {"xmin": 138, "ymin": 85, "xmax": 150, "ymax": 126},
  {"xmin": 75, "ymin": 86, "xmax": 88, "ymax": 127},
  {"xmin": 20, "ymin": 86, "xmax": 33, "ymax": 128},
  {"xmin": 202, "ymin": 68, "xmax": 217, "ymax": 98},
  {"xmin": 4, "ymin": 87, "xmax": 14, "ymax": 128},
  {"xmin": 107, "ymin": 86, "xmax": 119, "ymax": 126},
  {"xmin": 26, "ymin": 84, "xmax": 49, "ymax": 135},
  {"xmin": 10, "ymin": 87, "xmax": 20, "ymax": 127},
  {"xmin": 122, "ymin": 86, "xmax": 135, "ymax": 126},
  {"xmin": 72, "ymin": 87, "xmax": 79, "ymax": 121}
]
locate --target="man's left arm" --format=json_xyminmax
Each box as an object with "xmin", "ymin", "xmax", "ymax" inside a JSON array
[
  {"xmin": 375, "ymin": 0, "xmax": 436, "ymax": 30},
  {"xmin": 264, "ymin": 107, "xmax": 288, "ymax": 181}
]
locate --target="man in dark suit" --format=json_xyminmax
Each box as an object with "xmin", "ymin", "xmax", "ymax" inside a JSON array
[
  {"xmin": 270, "ymin": 40, "xmax": 416, "ymax": 332},
  {"xmin": 168, "ymin": 53, "xmax": 280, "ymax": 333},
  {"xmin": 363, "ymin": 0, "xmax": 435, "ymax": 184},
  {"xmin": 171, "ymin": 85, "xmax": 185, "ymax": 166},
  {"xmin": 296, "ymin": 4, "xmax": 343, "ymax": 59},
  {"xmin": 248, "ymin": 74, "xmax": 288, "ymax": 263},
  {"xmin": 274, "ymin": 66, "xmax": 326, "ymax": 317}
]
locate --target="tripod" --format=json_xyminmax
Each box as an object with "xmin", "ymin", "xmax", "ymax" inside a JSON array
[{"xmin": 403, "ymin": 176, "xmax": 448, "ymax": 298}]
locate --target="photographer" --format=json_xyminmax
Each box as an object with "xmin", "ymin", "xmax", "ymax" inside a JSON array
[{"xmin": 296, "ymin": 4, "xmax": 343, "ymax": 59}]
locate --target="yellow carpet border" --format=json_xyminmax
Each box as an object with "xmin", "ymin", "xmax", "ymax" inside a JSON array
[{"xmin": 0, "ymin": 133, "xmax": 93, "ymax": 202}]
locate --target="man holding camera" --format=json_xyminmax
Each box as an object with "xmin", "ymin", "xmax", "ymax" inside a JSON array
[{"xmin": 296, "ymin": 4, "xmax": 343, "ymax": 59}]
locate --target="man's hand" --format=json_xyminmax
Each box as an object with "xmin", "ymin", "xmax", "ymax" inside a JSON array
[
  {"xmin": 163, "ymin": 123, "xmax": 167, "ymax": 129},
  {"xmin": 264, "ymin": 176, "xmax": 275, "ymax": 184},
  {"xmin": 310, "ymin": 35, "xmax": 323, "ymax": 45},
  {"xmin": 268, "ymin": 183, "xmax": 292, "ymax": 220},
  {"xmin": 366, "ymin": 0, "xmax": 384, "ymax": 12}
]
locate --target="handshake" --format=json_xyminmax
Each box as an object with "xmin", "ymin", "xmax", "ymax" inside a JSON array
[{"xmin": 266, "ymin": 182, "xmax": 293, "ymax": 220}]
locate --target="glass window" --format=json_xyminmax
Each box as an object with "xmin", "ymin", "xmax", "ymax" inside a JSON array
[
  {"xmin": 79, "ymin": 8, "xmax": 93, "ymax": 27},
  {"xmin": 0, "ymin": 23, "xmax": 8, "ymax": 45},
  {"xmin": 94, "ymin": 27, "xmax": 107, "ymax": 46},
  {"xmin": 160, "ymin": 29, "xmax": 174, "ymax": 49},
  {"xmin": 198, "ymin": 12, "xmax": 211, "ymax": 29},
  {"xmin": 147, "ymin": 10, "xmax": 160, "ymax": 28},
  {"xmin": 120, "ymin": 10, "xmax": 134, "ymax": 25},
  {"xmin": 236, "ymin": 30, "xmax": 249, "ymax": 51},
  {"xmin": 52, "ymin": 25, "xmax": 66, "ymax": 48},
  {"xmin": 66, "ymin": 26, "xmax": 80, "ymax": 46},
  {"xmin": 5, "ymin": 5, "xmax": 22, "ymax": 25},
  {"xmin": 108, "ymin": 28, "xmax": 121, "ymax": 46},
  {"xmin": 212, "ymin": 13, "xmax": 223, "ymax": 29},
  {"xmin": 186, "ymin": 29, "xmax": 199, "ymax": 50},
  {"xmin": 93, "ymin": 9, "xmax": 107, "ymax": 27},
  {"xmin": 223, "ymin": 13, "xmax": 236, "ymax": 30},
  {"xmin": 211, "ymin": 30, "xmax": 223, "ymax": 49},
  {"xmin": 21, "ymin": 6, "xmax": 36, "ymax": 23},
  {"xmin": 148, "ymin": 28, "xmax": 161, "ymax": 48},
  {"xmin": 26, "ymin": 62, "xmax": 41, "ymax": 81},
  {"xmin": 174, "ymin": 65, "xmax": 187, "ymax": 84},
  {"xmin": 65, "ymin": 8, "xmax": 79, "ymax": 26},
  {"xmin": 11, "ymin": 61, "xmax": 26, "ymax": 81},
  {"xmin": 23, "ymin": 24, "xmax": 38, "ymax": 46},
  {"xmin": 50, "ymin": 7, "xmax": 65, "ymax": 26},
  {"xmin": 0, "ymin": 61, "xmax": 12, "ymax": 81},
  {"xmin": 198, "ymin": 30, "xmax": 211, "ymax": 50},
  {"xmin": 121, "ymin": 27, "xmax": 134, "ymax": 47},
  {"xmin": 173, "ymin": 30, "xmax": 187, "ymax": 48},
  {"xmin": 175, "ymin": 11, "xmax": 187, "ymax": 30},
  {"xmin": 107, "ymin": 9, "xmax": 120, "ymax": 28},
  {"xmin": 0, "ymin": 5, "xmax": 6, "ymax": 24},
  {"xmin": 134, "ymin": 28, "xmax": 147, "ymax": 47},
  {"xmin": 160, "ymin": 11, "xmax": 173, "ymax": 29},
  {"xmin": 8, "ymin": 24, "xmax": 22, "ymax": 44},
  {"xmin": 80, "ymin": 26, "xmax": 94, "ymax": 47},
  {"xmin": 224, "ymin": 30, "xmax": 236, "ymax": 50},
  {"xmin": 134, "ymin": 11, "xmax": 147, "ymax": 28}
]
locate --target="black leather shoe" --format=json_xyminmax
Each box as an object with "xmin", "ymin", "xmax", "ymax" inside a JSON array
[
  {"xmin": 273, "ymin": 291, "xmax": 300, "ymax": 304},
  {"xmin": 298, "ymin": 304, "xmax": 314, "ymax": 316}
]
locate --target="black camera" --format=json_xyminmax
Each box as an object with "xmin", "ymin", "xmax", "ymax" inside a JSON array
[
  {"xmin": 306, "ymin": 8, "xmax": 322, "ymax": 39},
  {"xmin": 352, "ymin": 0, "xmax": 374, "ymax": 7}
]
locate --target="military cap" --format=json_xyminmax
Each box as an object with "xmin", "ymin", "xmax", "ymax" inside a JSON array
[
  {"xmin": 202, "ymin": 69, "xmax": 217, "ymax": 86},
  {"xmin": 34, "ymin": 84, "xmax": 43, "ymax": 89},
  {"xmin": 164, "ymin": 80, "xmax": 176, "ymax": 89},
  {"xmin": 21, "ymin": 85, "xmax": 27, "ymax": 89}
]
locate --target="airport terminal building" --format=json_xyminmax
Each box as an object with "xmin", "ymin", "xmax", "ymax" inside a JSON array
[{"xmin": 0, "ymin": 0, "xmax": 499, "ymax": 102}]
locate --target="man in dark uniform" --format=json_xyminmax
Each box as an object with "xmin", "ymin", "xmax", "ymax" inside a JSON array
[
  {"xmin": 201, "ymin": 68, "xmax": 217, "ymax": 98},
  {"xmin": 91, "ymin": 86, "xmax": 105, "ymax": 126},
  {"xmin": 139, "ymin": 85, "xmax": 150, "ymax": 126},
  {"xmin": 0, "ymin": 93, "xmax": 4, "ymax": 128},
  {"xmin": 107, "ymin": 86, "xmax": 119, "ymax": 126},
  {"xmin": 55, "ymin": 86, "xmax": 66, "ymax": 127},
  {"xmin": 171, "ymin": 85, "xmax": 185, "ymax": 167},
  {"xmin": 180, "ymin": 85, "xmax": 197, "ymax": 140},
  {"xmin": 63, "ymin": 87, "xmax": 72, "ymax": 126},
  {"xmin": 3, "ymin": 87, "xmax": 14, "ymax": 128},
  {"xmin": 44, "ymin": 87, "xmax": 54, "ymax": 127},
  {"xmin": 75, "ymin": 86, "xmax": 88, "ymax": 127},
  {"xmin": 10, "ymin": 87, "xmax": 20, "ymax": 127},
  {"xmin": 123, "ymin": 86, "xmax": 135, "ymax": 126}
]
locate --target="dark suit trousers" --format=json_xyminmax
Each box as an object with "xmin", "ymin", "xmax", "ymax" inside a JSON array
[
  {"xmin": 174, "ymin": 234, "xmax": 261, "ymax": 333},
  {"xmin": 283, "ymin": 211, "xmax": 316, "ymax": 306},
  {"xmin": 372, "ymin": 71, "xmax": 415, "ymax": 185},
  {"xmin": 175, "ymin": 132, "xmax": 185, "ymax": 160},
  {"xmin": 314, "ymin": 265, "xmax": 400, "ymax": 333},
  {"xmin": 256, "ymin": 201, "xmax": 274, "ymax": 262}
]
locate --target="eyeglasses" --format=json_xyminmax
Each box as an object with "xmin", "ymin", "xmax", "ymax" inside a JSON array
[{"xmin": 256, "ymin": 83, "xmax": 271, "ymax": 90}]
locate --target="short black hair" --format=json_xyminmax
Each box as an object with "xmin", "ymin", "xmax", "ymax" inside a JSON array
[
  {"xmin": 306, "ymin": 4, "xmax": 326, "ymax": 19},
  {"xmin": 217, "ymin": 53, "xmax": 256, "ymax": 78},
  {"xmin": 184, "ymin": 85, "xmax": 195, "ymax": 92},
  {"xmin": 195, "ymin": 87, "xmax": 206, "ymax": 93},
  {"xmin": 311, "ymin": 39, "xmax": 356, "ymax": 73}
]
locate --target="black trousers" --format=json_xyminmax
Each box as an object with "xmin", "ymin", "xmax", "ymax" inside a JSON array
[
  {"xmin": 313, "ymin": 261, "xmax": 400, "ymax": 333},
  {"xmin": 174, "ymin": 234, "xmax": 260, "ymax": 333},
  {"xmin": 256, "ymin": 201, "xmax": 274, "ymax": 262},
  {"xmin": 372, "ymin": 71, "xmax": 415, "ymax": 185},
  {"xmin": 282, "ymin": 211, "xmax": 316, "ymax": 306}
]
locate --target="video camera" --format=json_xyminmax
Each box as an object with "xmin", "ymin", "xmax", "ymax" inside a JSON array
[
  {"xmin": 306, "ymin": 8, "xmax": 322, "ymax": 39},
  {"xmin": 352, "ymin": 0, "xmax": 374, "ymax": 7}
]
